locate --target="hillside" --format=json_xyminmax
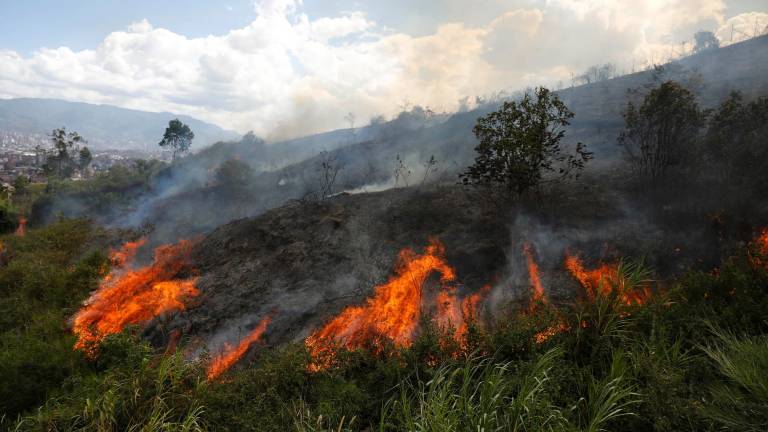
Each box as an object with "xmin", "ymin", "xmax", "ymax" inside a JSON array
[{"xmin": 0, "ymin": 98, "xmax": 239, "ymax": 150}]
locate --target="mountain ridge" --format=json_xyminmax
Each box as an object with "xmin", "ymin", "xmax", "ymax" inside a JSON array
[{"xmin": 0, "ymin": 97, "xmax": 240, "ymax": 151}]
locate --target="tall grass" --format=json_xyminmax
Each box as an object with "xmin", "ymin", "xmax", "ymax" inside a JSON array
[
  {"xmin": 291, "ymin": 399, "xmax": 357, "ymax": 432},
  {"xmin": 581, "ymin": 352, "xmax": 640, "ymax": 432},
  {"xmin": 382, "ymin": 348, "xmax": 569, "ymax": 431},
  {"xmin": 13, "ymin": 352, "xmax": 207, "ymax": 432},
  {"xmin": 700, "ymin": 325, "xmax": 768, "ymax": 431}
]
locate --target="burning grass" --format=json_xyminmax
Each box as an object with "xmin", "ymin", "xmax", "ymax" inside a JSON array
[
  {"xmin": 523, "ymin": 242, "xmax": 546, "ymax": 306},
  {"xmin": 72, "ymin": 238, "xmax": 200, "ymax": 355},
  {"xmin": 207, "ymin": 316, "xmax": 272, "ymax": 380},
  {"xmin": 305, "ymin": 239, "xmax": 490, "ymax": 370},
  {"xmin": 564, "ymin": 253, "xmax": 652, "ymax": 306}
]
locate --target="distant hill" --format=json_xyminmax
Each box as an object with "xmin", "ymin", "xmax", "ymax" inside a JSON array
[{"xmin": 0, "ymin": 98, "xmax": 240, "ymax": 151}]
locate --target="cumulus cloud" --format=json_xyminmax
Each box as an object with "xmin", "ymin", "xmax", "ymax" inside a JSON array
[
  {"xmin": 0, "ymin": 0, "xmax": 761, "ymax": 142},
  {"xmin": 716, "ymin": 11, "xmax": 768, "ymax": 44}
]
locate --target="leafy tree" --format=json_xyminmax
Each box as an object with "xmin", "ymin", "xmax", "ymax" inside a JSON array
[
  {"xmin": 703, "ymin": 92, "xmax": 768, "ymax": 185},
  {"xmin": 12, "ymin": 175, "xmax": 30, "ymax": 195},
  {"xmin": 215, "ymin": 158, "xmax": 254, "ymax": 188},
  {"xmin": 618, "ymin": 81, "xmax": 703, "ymax": 181},
  {"xmin": 694, "ymin": 31, "xmax": 720, "ymax": 53},
  {"xmin": 460, "ymin": 87, "xmax": 592, "ymax": 197},
  {"xmin": 159, "ymin": 119, "xmax": 195, "ymax": 160},
  {"xmin": 78, "ymin": 146, "xmax": 92, "ymax": 175},
  {"xmin": 43, "ymin": 128, "xmax": 86, "ymax": 179},
  {"xmin": 241, "ymin": 131, "xmax": 265, "ymax": 148}
]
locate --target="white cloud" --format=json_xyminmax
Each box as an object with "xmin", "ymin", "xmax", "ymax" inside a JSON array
[
  {"xmin": 716, "ymin": 11, "xmax": 768, "ymax": 44},
  {"xmin": 0, "ymin": 0, "xmax": 760, "ymax": 142}
]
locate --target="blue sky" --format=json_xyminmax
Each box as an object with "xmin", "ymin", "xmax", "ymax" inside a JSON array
[
  {"xmin": 0, "ymin": 1, "xmax": 256, "ymax": 55},
  {"xmin": 1, "ymin": 0, "xmax": 766, "ymax": 138},
  {"xmin": 3, "ymin": 0, "xmax": 766, "ymax": 55}
]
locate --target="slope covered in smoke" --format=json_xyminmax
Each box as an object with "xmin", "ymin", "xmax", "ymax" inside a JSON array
[
  {"xmin": 30, "ymin": 35, "xmax": 768, "ymax": 245},
  {"xmin": 142, "ymin": 168, "xmax": 745, "ymax": 362}
]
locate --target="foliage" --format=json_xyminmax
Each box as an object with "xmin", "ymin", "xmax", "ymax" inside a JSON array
[
  {"xmin": 14, "ymin": 337, "xmax": 207, "ymax": 432},
  {"xmin": 383, "ymin": 349, "xmax": 568, "ymax": 431},
  {"xmin": 694, "ymin": 31, "xmax": 720, "ymax": 53},
  {"xmin": 42, "ymin": 128, "xmax": 92, "ymax": 179},
  {"xmin": 159, "ymin": 119, "xmax": 195, "ymax": 160},
  {"xmin": 0, "ymin": 219, "xmax": 106, "ymax": 420},
  {"xmin": 461, "ymin": 87, "xmax": 592, "ymax": 197},
  {"xmin": 78, "ymin": 146, "xmax": 93, "ymax": 175},
  {"xmin": 12, "ymin": 176, "xmax": 30, "ymax": 195},
  {"xmin": 214, "ymin": 158, "xmax": 254, "ymax": 188},
  {"xmin": 702, "ymin": 92, "xmax": 768, "ymax": 188},
  {"xmin": 619, "ymin": 81, "xmax": 703, "ymax": 181},
  {"xmin": 29, "ymin": 159, "xmax": 166, "ymax": 226},
  {"xmin": 700, "ymin": 327, "xmax": 768, "ymax": 431}
]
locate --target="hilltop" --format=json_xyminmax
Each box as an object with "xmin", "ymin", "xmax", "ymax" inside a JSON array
[{"xmin": 0, "ymin": 98, "xmax": 239, "ymax": 150}]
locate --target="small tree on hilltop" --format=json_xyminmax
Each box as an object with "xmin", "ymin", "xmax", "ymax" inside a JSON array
[
  {"xmin": 460, "ymin": 87, "xmax": 592, "ymax": 198},
  {"xmin": 618, "ymin": 81, "xmax": 702, "ymax": 181},
  {"xmin": 693, "ymin": 31, "xmax": 720, "ymax": 53},
  {"xmin": 159, "ymin": 119, "xmax": 194, "ymax": 160}
]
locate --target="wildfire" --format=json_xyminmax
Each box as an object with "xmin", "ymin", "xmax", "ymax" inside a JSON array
[
  {"xmin": 73, "ymin": 238, "xmax": 200, "ymax": 354},
  {"xmin": 758, "ymin": 229, "xmax": 768, "ymax": 254},
  {"xmin": 523, "ymin": 243, "xmax": 546, "ymax": 305},
  {"xmin": 207, "ymin": 316, "xmax": 272, "ymax": 380},
  {"xmin": 306, "ymin": 239, "xmax": 489, "ymax": 369},
  {"xmin": 534, "ymin": 322, "xmax": 570, "ymax": 344},
  {"xmin": 14, "ymin": 217, "xmax": 26, "ymax": 237},
  {"xmin": 750, "ymin": 228, "xmax": 768, "ymax": 270},
  {"xmin": 564, "ymin": 253, "xmax": 650, "ymax": 306},
  {"xmin": 434, "ymin": 284, "xmax": 492, "ymax": 344}
]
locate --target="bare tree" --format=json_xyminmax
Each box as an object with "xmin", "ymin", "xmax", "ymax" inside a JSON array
[
  {"xmin": 394, "ymin": 154, "xmax": 411, "ymax": 188},
  {"xmin": 420, "ymin": 155, "xmax": 439, "ymax": 187},
  {"xmin": 318, "ymin": 151, "xmax": 340, "ymax": 200}
]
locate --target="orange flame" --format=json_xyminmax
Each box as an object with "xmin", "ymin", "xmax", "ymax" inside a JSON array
[
  {"xmin": 306, "ymin": 240, "xmax": 492, "ymax": 369},
  {"xmin": 73, "ymin": 238, "xmax": 200, "ymax": 354},
  {"xmin": 523, "ymin": 243, "xmax": 546, "ymax": 305},
  {"xmin": 207, "ymin": 316, "xmax": 272, "ymax": 380},
  {"xmin": 534, "ymin": 322, "xmax": 570, "ymax": 344},
  {"xmin": 306, "ymin": 240, "xmax": 454, "ymax": 362},
  {"xmin": 758, "ymin": 229, "xmax": 768, "ymax": 254},
  {"xmin": 433, "ymin": 284, "xmax": 491, "ymax": 344},
  {"xmin": 14, "ymin": 217, "xmax": 26, "ymax": 237},
  {"xmin": 564, "ymin": 253, "xmax": 650, "ymax": 306},
  {"xmin": 749, "ymin": 228, "xmax": 768, "ymax": 270}
]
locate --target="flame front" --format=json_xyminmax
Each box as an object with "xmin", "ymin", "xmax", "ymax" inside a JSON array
[
  {"xmin": 207, "ymin": 316, "xmax": 272, "ymax": 380},
  {"xmin": 306, "ymin": 240, "xmax": 491, "ymax": 369},
  {"xmin": 73, "ymin": 238, "xmax": 200, "ymax": 354},
  {"xmin": 758, "ymin": 229, "xmax": 768, "ymax": 254},
  {"xmin": 306, "ymin": 241, "xmax": 454, "ymax": 357},
  {"xmin": 433, "ymin": 284, "xmax": 490, "ymax": 343},
  {"xmin": 564, "ymin": 253, "xmax": 650, "ymax": 305},
  {"xmin": 523, "ymin": 243, "xmax": 546, "ymax": 305}
]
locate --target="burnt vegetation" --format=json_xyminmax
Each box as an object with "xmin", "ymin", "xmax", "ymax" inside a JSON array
[{"xmin": 1, "ymin": 36, "xmax": 768, "ymax": 432}]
